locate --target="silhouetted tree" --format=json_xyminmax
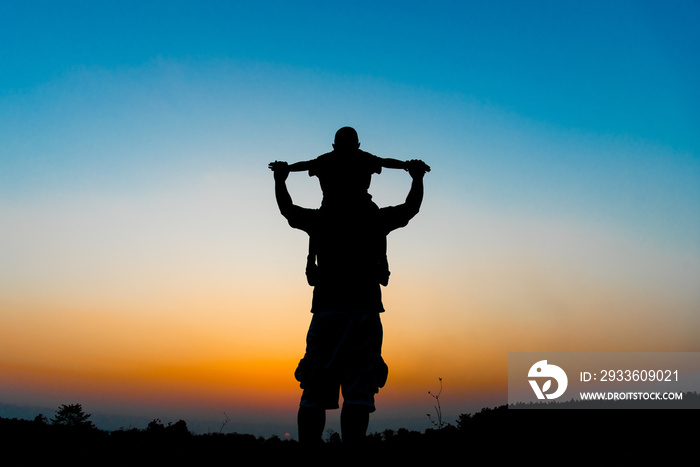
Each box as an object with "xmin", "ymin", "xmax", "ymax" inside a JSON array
[
  {"xmin": 166, "ymin": 419, "xmax": 190, "ymax": 437},
  {"xmin": 145, "ymin": 418, "xmax": 190, "ymax": 438},
  {"xmin": 147, "ymin": 418, "xmax": 165, "ymax": 433},
  {"xmin": 382, "ymin": 428, "xmax": 396, "ymax": 443},
  {"xmin": 50, "ymin": 403, "xmax": 94, "ymax": 428},
  {"xmin": 33, "ymin": 413, "xmax": 48, "ymax": 425}
]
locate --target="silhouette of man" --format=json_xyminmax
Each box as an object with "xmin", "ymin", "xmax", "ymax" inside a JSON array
[{"xmin": 271, "ymin": 132, "xmax": 427, "ymax": 445}]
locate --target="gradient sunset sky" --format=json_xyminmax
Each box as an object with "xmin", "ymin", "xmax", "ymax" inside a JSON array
[{"xmin": 1, "ymin": 1, "xmax": 699, "ymax": 436}]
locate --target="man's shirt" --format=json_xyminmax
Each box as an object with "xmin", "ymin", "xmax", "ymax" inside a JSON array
[{"xmin": 283, "ymin": 201, "xmax": 417, "ymax": 314}]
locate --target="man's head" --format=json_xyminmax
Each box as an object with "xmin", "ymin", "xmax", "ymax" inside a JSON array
[{"xmin": 332, "ymin": 127, "xmax": 360, "ymax": 151}]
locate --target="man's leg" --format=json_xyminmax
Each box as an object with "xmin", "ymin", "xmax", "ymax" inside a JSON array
[
  {"xmin": 340, "ymin": 404, "xmax": 370, "ymax": 444},
  {"xmin": 297, "ymin": 405, "xmax": 325, "ymax": 445}
]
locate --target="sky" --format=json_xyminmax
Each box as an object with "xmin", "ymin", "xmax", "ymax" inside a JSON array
[{"xmin": 1, "ymin": 1, "xmax": 699, "ymax": 437}]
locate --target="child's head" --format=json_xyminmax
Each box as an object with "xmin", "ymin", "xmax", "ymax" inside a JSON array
[{"xmin": 332, "ymin": 127, "xmax": 360, "ymax": 151}]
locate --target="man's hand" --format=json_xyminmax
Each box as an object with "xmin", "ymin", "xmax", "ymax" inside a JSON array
[
  {"xmin": 269, "ymin": 160, "xmax": 290, "ymax": 182},
  {"xmin": 406, "ymin": 159, "xmax": 430, "ymax": 177}
]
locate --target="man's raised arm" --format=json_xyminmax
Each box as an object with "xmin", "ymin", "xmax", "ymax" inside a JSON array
[
  {"xmin": 379, "ymin": 159, "xmax": 428, "ymax": 234},
  {"xmin": 404, "ymin": 159, "xmax": 427, "ymax": 217},
  {"xmin": 270, "ymin": 160, "xmax": 317, "ymax": 233},
  {"xmin": 270, "ymin": 161, "xmax": 294, "ymax": 219}
]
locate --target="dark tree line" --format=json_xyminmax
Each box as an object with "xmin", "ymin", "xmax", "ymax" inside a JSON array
[{"xmin": 2, "ymin": 398, "xmax": 695, "ymax": 462}]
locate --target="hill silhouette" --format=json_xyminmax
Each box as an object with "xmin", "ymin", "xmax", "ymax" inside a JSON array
[{"xmin": 2, "ymin": 397, "xmax": 696, "ymax": 462}]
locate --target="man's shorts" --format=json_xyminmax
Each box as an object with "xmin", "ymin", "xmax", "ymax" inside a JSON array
[{"xmin": 295, "ymin": 312, "xmax": 388, "ymax": 412}]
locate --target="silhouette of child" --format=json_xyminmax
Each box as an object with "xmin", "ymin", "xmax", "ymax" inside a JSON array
[{"xmin": 269, "ymin": 127, "xmax": 430, "ymax": 286}]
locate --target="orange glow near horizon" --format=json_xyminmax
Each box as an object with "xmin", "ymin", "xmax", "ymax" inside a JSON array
[
  {"xmin": 4, "ymin": 246, "xmax": 695, "ymax": 424},
  {"xmin": 1, "ymin": 156, "xmax": 698, "ymax": 433},
  {"xmin": 1, "ymin": 279, "xmax": 518, "ymax": 418}
]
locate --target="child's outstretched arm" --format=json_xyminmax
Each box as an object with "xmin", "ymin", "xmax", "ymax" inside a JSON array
[
  {"xmin": 378, "ymin": 157, "xmax": 431, "ymax": 174},
  {"xmin": 287, "ymin": 160, "xmax": 314, "ymax": 172},
  {"xmin": 268, "ymin": 160, "xmax": 314, "ymax": 172},
  {"xmin": 378, "ymin": 157, "xmax": 409, "ymax": 170}
]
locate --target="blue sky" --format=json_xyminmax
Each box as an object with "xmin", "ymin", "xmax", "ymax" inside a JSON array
[
  {"xmin": 1, "ymin": 1, "xmax": 699, "ymax": 437},
  {"xmin": 2, "ymin": 1, "xmax": 698, "ymax": 153}
]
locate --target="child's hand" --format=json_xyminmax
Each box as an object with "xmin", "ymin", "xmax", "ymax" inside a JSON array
[
  {"xmin": 269, "ymin": 161, "xmax": 290, "ymax": 182},
  {"xmin": 268, "ymin": 161, "xmax": 289, "ymax": 171},
  {"xmin": 406, "ymin": 159, "xmax": 431, "ymax": 175}
]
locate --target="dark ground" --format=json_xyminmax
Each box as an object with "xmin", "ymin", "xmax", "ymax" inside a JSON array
[{"xmin": 3, "ymin": 399, "xmax": 695, "ymax": 463}]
